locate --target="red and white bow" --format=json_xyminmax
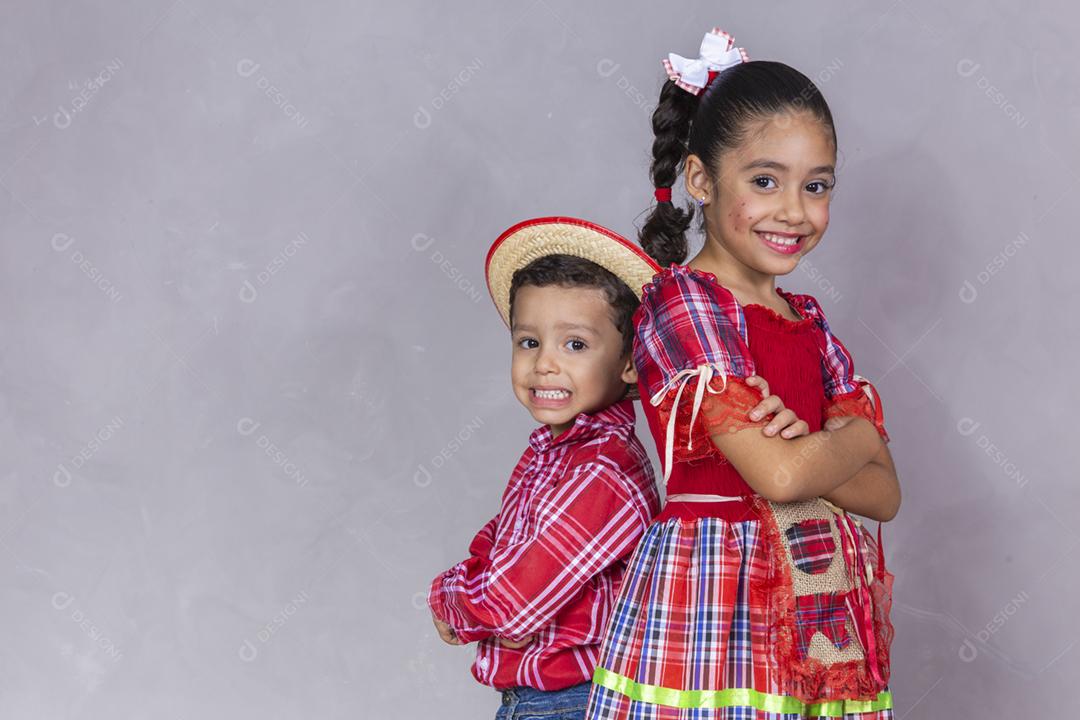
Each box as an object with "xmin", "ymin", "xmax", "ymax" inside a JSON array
[{"xmin": 662, "ymin": 27, "xmax": 750, "ymax": 95}]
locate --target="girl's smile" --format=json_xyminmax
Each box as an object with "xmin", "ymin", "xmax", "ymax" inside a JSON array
[{"xmin": 755, "ymin": 230, "xmax": 806, "ymax": 255}]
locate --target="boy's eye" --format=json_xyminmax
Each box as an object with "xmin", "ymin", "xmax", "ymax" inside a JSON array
[
  {"xmin": 806, "ymin": 180, "xmax": 833, "ymax": 194},
  {"xmin": 517, "ymin": 338, "xmax": 538, "ymax": 349},
  {"xmin": 565, "ymin": 339, "xmax": 587, "ymax": 352}
]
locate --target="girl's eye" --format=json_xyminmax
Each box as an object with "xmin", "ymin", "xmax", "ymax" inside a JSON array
[
  {"xmin": 565, "ymin": 339, "xmax": 587, "ymax": 352},
  {"xmin": 751, "ymin": 175, "xmax": 777, "ymax": 190},
  {"xmin": 806, "ymin": 180, "xmax": 833, "ymax": 195},
  {"xmin": 517, "ymin": 338, "xmax": 538, "ymax": 349}
]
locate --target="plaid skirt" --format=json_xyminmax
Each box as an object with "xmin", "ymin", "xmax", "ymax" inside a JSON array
[{"xmin": 585, "ymin": 516, "xmax": 894, "ymax": 719}]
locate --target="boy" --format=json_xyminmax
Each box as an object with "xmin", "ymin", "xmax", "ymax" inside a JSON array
[{"xmin": 428, "ymin": 218, "xmax": 662, "ymax": 719}]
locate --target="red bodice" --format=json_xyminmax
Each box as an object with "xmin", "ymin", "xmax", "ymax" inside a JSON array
[{"xmin": 641, "ymin": 302, "xmax": 828, "ymax": 522}]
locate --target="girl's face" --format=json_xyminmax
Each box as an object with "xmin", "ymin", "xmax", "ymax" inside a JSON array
[{"xmin": 691, "ymin": 111, "xmax": 836, "ymax": 278}]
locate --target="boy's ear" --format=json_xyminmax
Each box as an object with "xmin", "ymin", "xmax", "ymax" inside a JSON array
[{"xmin": 620, "ymin": 355, "xmax": 638, "ymax": 386}]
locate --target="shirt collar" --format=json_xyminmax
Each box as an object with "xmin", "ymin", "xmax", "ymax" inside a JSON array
[{"xmin": 528, "ymin": 398, "xmax": 636, "ymax": 453}]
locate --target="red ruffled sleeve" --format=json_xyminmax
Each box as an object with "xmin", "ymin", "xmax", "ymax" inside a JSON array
[
  {"xmin": 823, "ymin": 378, "xmax": 890, "ymax": 444},
  {"xmin": 653, "ymin": 374, "xmax": 766, "ymax": 466},
  {"xmin": 634, "ymin": 265, "xmax": 768, "ymax": 482}
]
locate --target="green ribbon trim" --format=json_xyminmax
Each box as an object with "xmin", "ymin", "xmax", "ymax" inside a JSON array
[{"xmin": 592, "ymin": 666, "xmax": 892, "ymax": 716}]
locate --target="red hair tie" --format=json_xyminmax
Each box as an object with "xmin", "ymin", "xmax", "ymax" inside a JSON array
[{"xmin": 654, "ymin": 187, "xmax": 672, "ymax": 203}]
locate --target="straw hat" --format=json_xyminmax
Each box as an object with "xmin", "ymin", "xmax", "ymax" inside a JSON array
[
  {"xmin": 485, "ymin": 216, "xmax": 661, "ymax": 402},
  {"xmin": 485, "ymin": 216, "xmax": 661, "ymax": 327}
]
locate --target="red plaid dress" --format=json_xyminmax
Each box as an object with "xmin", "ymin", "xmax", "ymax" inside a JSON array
[
  {"xmin": 429, "ymin": 399, "xmax": 661, "ymax": 691},
  {"xmin": 586, "ymin": 264, "xmax": 895, "ymax": 719}
]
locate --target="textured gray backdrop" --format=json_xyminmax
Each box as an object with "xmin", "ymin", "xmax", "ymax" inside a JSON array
[{"xmin": 0, "ymin": 1, "xmax": 1075, "ymax": 717}]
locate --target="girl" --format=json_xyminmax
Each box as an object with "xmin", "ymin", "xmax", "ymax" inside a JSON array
[{"xmin": 585, "ymin": 28, "xmax": 900, "ymax": 719}]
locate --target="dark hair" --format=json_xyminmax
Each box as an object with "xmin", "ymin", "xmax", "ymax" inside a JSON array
[
  {"xmin": 639, "ymin": 60, "xmax": 838, "ymax": 267},
  {"xmin": 508, "ymin": 254, "xmax": 638, "ymax": 357}
]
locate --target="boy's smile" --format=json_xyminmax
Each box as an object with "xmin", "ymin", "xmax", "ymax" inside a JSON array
[
  {"xmin": 510, "ymin": 284, "xmax": 637, "ymax": 439},
  {"xmin": 530, "ymin": 386, "xmax": 573, "ymax": 407}
]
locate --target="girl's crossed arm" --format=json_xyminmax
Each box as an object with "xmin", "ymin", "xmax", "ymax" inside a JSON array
[
  {"xmin": 818, "ymin": 415, "xmax": 900, "ymax": 520},
  {"xmin": 708, "ymin": 409, "xmax": 897, "ymax": 519}
]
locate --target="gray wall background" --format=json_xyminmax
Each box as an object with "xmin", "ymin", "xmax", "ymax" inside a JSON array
[{"xmin": 1, "ymin": 1, "xmax": 1075, "ymax": 717}]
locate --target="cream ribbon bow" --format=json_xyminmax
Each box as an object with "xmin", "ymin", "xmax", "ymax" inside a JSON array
[{"xmin": 649, "ymin": 364, "xmax": 730, "ymax": 486}]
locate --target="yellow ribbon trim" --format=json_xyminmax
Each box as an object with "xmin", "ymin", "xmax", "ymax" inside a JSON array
[{"xmin": 592, "ymin": 666, "xmax": 892, "ymax": 716}]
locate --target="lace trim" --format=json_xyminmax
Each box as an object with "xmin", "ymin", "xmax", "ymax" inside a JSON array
[
  {"xmin": 651, "ymin": 371, "xmax": 766, "ymax": 483},
  {"xmin": 824, "ymin": 377, "xmax": 890, "ymax": 443}
]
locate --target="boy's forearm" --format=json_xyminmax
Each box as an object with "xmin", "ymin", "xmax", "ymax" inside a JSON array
[
  {"xmin": 430, "ymin": 555, "xmax": 559, "ymax": 643},
  {"xmin": 428, "ymin": 515, "xmax": 503, "ymax": 643},
  {"xmin": 429, "ymin": 463, "xmax": 649, "ymax": 644},
  {"xmin": 428, "ymin": 560, "xmax": 496, "ymax": 644}
]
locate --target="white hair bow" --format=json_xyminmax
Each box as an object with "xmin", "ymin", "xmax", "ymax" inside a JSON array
[{"xmin": 663, "ymin": 27, "xmax": 750, "ymax": 96}]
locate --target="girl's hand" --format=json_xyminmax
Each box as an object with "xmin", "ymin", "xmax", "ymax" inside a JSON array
[
  {"xmin": 497, "ymin": 635, "xmax": 534, "ymax": 649},
  {"xmin": 745, "ymin": 375, "xmax": 810, "ymax": 439},
  {"xmin": 432, "ymin": 614, "xmax": 463, "ymax": 645}
]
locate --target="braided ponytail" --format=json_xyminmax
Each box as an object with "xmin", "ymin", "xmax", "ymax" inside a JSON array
[{"xmin": 639, "ymin": 80, "xmax": 699, "ymax": 268}]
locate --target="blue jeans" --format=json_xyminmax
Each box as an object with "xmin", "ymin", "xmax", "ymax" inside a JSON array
[{"xmin": 494, "ymin": 681, "xmax": 591, "ymax": 720}]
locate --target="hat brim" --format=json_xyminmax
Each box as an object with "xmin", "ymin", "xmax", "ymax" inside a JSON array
[{"xmin": 485, "ymin": 216, "xmax": 661, "ymax": 403}]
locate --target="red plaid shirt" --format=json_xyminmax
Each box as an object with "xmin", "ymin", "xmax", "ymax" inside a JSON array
[{"xmin": 428, "ymin": 398, "xmax": 659, "ymax": 691}]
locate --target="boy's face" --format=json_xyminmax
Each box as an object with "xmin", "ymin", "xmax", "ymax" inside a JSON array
[{"xmin": 510, "ymin": 284, "xmax": 637, "ymax": 439}]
